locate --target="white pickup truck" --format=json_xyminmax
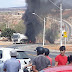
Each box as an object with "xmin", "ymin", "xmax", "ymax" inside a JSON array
[
  {"xmin": 11, "ymin": 33, "xmax": 28, "ymax": 44},
  {"xmin": 0, "ymin": 48, "xmax": 31, "ymax": 72}
]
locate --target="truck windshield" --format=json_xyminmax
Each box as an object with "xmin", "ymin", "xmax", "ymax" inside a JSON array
[
  {"xmin": 16, "ymin": 51, "xmax": 29, "ymax": 59},
  {"xmin": 12, "ymin": 35, "xmax": 19, "ymax": 38}
]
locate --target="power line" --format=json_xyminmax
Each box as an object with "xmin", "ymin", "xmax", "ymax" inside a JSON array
[{"xmin": 48, "ymin": 0, "xmax": 60, "ymax": 9}]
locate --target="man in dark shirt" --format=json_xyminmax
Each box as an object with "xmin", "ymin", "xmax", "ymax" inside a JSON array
[{"xmin": 32, "ymin": 47, "xmax": 51, "ymax": 72}]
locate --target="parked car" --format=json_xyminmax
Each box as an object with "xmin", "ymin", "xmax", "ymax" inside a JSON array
[
  {"xmin": 0, "ymin": 48, "xmax": 31, "ymax": 72},
  {"xmin": 41, "ymin": 65, "xmax": 72, "ymax": 72}
]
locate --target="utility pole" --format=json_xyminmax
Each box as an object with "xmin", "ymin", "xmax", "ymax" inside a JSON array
[
  {"xmin": 32, "ymin": 13, "xmax": 46, "ymax": 46},
  {"xmin": 43, "ymin": 18, "xmax": 46, "ymax": 46},
  {"xmin": 60, "ymin": 3, "xmax": 63, "ymax": 46}
]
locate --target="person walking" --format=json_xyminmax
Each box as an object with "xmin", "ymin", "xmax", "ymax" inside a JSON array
[
  {"xmin": 44, "ymin": 48, "xmax": 52, "ymax": 66},
  {"xmin": 32, "ymin": 47, "xmax": 51, "ymax": 72},
  {"xmin": 3, "ymin": 50, "xmax": 21, "ymax": 72},
  {"xmin": 55, "ymin": 46, "xmax": 67, "ymax": 66}
]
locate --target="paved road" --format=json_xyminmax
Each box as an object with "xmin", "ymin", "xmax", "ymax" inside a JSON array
[
  {"xmin": 25, "ymin": 51, "xmax": 56, "ymax": 66},
  {"xmin": 25, "ymin": 50, "xmax": 71, "ymax": 66},
  {"xmin": 63, "ymin": 20, "xmax": 71, "ymax": 40},
  {"xmin": 49, "ymin": 17, "xmax": 72, "ymax": 40},
  {"xmin": 1, "ymin": 44, "xmax": 72, "ymax": 66}
]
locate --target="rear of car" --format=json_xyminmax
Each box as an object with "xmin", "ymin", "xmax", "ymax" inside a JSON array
[
  {"xmin": 0, "ymin": 48, "xmax": 31, "ymax": 72},
  {"xmin": 16, "ymin": 49, "xmax": 31, "ymax": 72},
  {"xmin": 41, "ymin": 65, "xmax": 72, "ymax": 72}
]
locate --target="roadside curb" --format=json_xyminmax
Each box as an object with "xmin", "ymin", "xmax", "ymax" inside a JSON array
[
  {"xmin": 44, "ymin": 45, "xmax": 72, "ymax": 53},
  {"xmin": 0, "ymin": 43, "xmax": 72, "ymax": 53},
  {"xmin": 0, "ymin": 41, "xmax": 13, "ymax": 45}
]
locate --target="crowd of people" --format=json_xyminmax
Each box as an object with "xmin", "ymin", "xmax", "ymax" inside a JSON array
[{"xmin": 2, "ymin": 46, "xmax": 72, "ymax": 72}]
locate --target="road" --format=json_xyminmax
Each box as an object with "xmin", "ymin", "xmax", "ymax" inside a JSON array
[
  {"xmin": 1, "ymin": 44, "xmax": 72, "ymax": 66},
  {"xmin": 50, "ymin": 17, "xmax": 72, "ymax": 41},
  {"xmin": 63, "ymin": 20, "xmax": 71, "ymax": 40}
]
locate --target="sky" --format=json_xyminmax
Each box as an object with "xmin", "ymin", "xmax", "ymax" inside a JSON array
[
  {"xmin": 0, "ymin": 0, "xmax": 26, "ymax": 8},
  {"xmin": 0, "ymin": 0, "xmax": 72, "ymax": 8},
  {"xmin": 63, "ymin": 0, "xmax": 72, "ymax": 5}
]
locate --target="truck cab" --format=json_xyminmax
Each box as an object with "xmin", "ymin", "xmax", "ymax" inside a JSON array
[{"xmin": 11, "ymin": 33, "xmax": 28, "ymax": 44}]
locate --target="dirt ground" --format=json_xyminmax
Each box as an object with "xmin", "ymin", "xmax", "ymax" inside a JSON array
[
  {"xmin": 0, "ymin": 41, "xmax": 13, "ymax": 45},
  {"xmin": 44, "ymin": 44, "xmax": 72, "ymax": 52},
  {"xmin": 0, "ymin": 41, "xmax": 72, "ymax": 52}
]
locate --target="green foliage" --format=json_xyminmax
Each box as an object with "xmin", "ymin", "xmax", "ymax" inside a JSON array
[
  {"xmin": 1, "ymin": 28, "xmax": 16, "ymax": 40},
  {"xmin": 0, "ymin": 23, "xmax": 6, "ymax": 30},
  {"xmin": 12, "ymin": 20, "xmax": 26, "ymax": 34},
  {"xmin": 45, "ymin": 28, "xmax": 55, "ymax": 44},
  {"xmin": 45, "ymin": 23, "xmax": 59, "ymax": 44}
]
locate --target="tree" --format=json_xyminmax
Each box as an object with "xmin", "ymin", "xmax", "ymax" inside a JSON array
[
  {"xmin": 45, "ymin": 23, "xmax": 59, "ymax": 44},
  {"xmin": 1, "ymin": 28, "xmax": 16, "ymax": 40}
]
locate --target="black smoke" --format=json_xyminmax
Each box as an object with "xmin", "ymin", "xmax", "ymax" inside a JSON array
[
  {"xmin": 22, "ymin": 11, "xmax": 42, "ymax": 43},
  {"xmin": 45, "ymin": 23, "xmax": 59, "ymax": 44},
  {"xmin": 22, "ymin": 0, "xmax": 57, "ymax": 43}
]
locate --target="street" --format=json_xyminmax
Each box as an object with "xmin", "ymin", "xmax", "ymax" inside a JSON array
[{"xmin": 0, "ymin": 44, "xmax": 72, "ymax": 66}]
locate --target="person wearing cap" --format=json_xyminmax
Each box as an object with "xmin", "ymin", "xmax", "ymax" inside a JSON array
[
  {"xmin": 3, "ymin": 50, "xmax": 21, "ymax": 72},
  {"xmin": 32, "ymin": 47, "xmax": 51, "ymax": 72},
  {"xmin": 55, "ymin": 46, "xmax": 67, "ymax": 66},
  {"xmin": 44, "ymin": 48, "xmax": 52, "ymax": 66}
]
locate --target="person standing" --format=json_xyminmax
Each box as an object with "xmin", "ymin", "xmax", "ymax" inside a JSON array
[
  {"xmin": 44, "ymin": 48, "xmax": 52, "ymax": 66},
  {"xmin": 55, "ymin": 46, "xmax": 67, "ymax": 66},
  {"xmin": 68, "ymin": 55, "xmax": 72, "ymax": 64},
  {"xmin": 32, "ymin": 47, "xmax": 51, "ymax": 72},
  {"xmin": 3, "ymin": 50, "xmax": 21, "ymax": 72}
]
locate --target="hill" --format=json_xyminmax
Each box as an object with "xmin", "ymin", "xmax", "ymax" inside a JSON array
[{"xmin": 0, "ymin": 6, "xmax": 27, "ymax": 11}]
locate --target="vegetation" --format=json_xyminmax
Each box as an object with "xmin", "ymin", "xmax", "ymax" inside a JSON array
[
  {"xmin": 0, "ymin": 23, "xmax": 6, "ymax": 30},
  {"xmin": 12, "ymin": 20, "xmax": 26, "ymax": 34},
  {"xmin": 1, "ymin": 28, "xmax": 16, "ymax": 40},
  {"xmin": 45, "ymin": 23, "xmax": 59, "ymax": 44}
]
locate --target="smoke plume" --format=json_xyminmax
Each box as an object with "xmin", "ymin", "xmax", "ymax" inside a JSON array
[{"xmin": 22, "ymin": 0, "xmax": 57, "ymax": 43}]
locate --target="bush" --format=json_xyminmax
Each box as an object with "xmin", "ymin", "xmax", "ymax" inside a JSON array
[
  {"xmin": 1, "ymin": 28, "xmax": 16, "ymax": 41},
  {"xmin": 45, "ymin": 23, "xmax": 59, "ymax": 44}
]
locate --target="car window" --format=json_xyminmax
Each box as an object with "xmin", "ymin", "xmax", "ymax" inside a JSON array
[
  {"xmin": 0, "ymin": 50, "xmax": 2, "ymax": 59},
  {"xmin": 16, "ymin": 51, "xmax": 29, "ymax": 59},
  {"xmin": 12, "ymin": 35, "xmax": 20, "ymax": 38}
]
